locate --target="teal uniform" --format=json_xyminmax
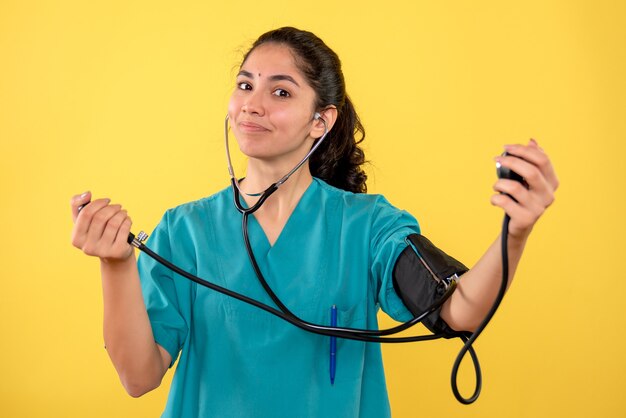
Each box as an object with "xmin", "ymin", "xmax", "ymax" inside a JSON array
[{"xmin": 138, "ymin": 178, "xmax": 420, "ymax": 417}]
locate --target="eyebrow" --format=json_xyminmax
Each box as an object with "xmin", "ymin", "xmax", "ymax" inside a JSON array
[{"xmin": 237, "ymin": 70, "xmax": 301, "ymax": 87}]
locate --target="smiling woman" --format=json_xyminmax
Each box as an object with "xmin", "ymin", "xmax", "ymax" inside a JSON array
[
  {"xmin": 228, "ymin": 43, "xmax": 324, "ymax": 167},
  {"xmin": 69, "ymin": 26, "xmax": 558, "ymax": 418},
  {"xmin": 236, "ymin": 27, "xmax": 368, "ymax": 194}
]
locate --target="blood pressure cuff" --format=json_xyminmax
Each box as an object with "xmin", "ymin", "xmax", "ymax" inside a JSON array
[{"xmin": 392, "ymin": 234, "xmax": 469, "ymax": 338}]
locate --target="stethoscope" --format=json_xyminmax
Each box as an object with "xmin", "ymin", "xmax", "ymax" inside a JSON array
[
  {"xmin": 221, "ymin": 112, "xmax": 462, "ymax": 342},
  {"xmin": 128, "ymin": 111, "xmax": 513, "ymax": 404}
]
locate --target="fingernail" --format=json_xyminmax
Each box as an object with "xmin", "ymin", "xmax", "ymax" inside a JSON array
[
  {"xmin": 530, "ymin": 138, "xmax": 538, "ymax": 145},
  {"xmin": 81, "ymin": 191, "xmax": 90, "ymax": 198}
]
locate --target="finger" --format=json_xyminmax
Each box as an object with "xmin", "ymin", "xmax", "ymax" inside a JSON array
[
  {"xmin": 529, "ymin": 138, "xmax": 546, "ymax": 151},
  {"xmin": 491, "ymin": 192, "xmax": 524, "ymax": 218},
  {"xmin": 71, "ymin": 198, "xmax": 111, "ymax": 248},
  {"xmin": 502, "ymin": 144, "xmax": 547, "ymax": 171},
  {"xmin": 531, "ymin": 140, "xmax": 559, "ymax": 192},
  {"xmin": 100, "ymin": 209, "xmax": 128, "ymax": 247},
  {"xmin": 494, "ymin": 179, "xmax": 529, "ymax": 203},
  {"xmin": 85, "ymin": 203, "xmax": 123, "ymax": 245},
  {"xmin": 504, "ymin": 142, "xmax": 559, "ymax": 191},
  {"xmin": 70, "ymin": 191, "xmax": 92, "ymax": 222},
  {"xmin": 490, "ymin": 193, "xmax": 540, "ymax": 235},
  {"xmin": 495, "ymin": 154, "xmax": 553, "ymax": 206},
  {"xmin": 112, "ymin": 217, "xmax": 133, "ymax": 257},
  {"xmin": 494, "ymin": 179, "xmax": 545, "ymax": 217}
]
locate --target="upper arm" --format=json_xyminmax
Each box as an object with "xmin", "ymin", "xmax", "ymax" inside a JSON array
[
  {"xmin": 368, "ymin": 196, "xmax": 421, "ymax": 321},
  {"xmin": 137, "ymin": 210, "xmax": 191, "ymax": 368},
  {"xmin": 157, "ymin": 343, "xmax": 172, "ymax": 374}
]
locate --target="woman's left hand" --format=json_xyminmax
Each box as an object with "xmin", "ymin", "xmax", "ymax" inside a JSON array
[{"xmin": 491, "ymin": 139, "xmax": 559, "ymax": 240}]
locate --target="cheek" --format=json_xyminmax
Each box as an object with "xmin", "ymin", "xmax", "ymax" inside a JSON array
[
  {"xmin": 269, "ymin": 108, "xmax": 292, "ymax": 125},
  {"xmin": 272, "ymin": 108, "xmax": 313, "ymax": 132},
  {"xmin": 227, "ymin": 94, "xmax": 240, "ymax": 120}
]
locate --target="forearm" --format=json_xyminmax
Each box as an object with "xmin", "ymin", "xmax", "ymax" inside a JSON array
[
  {"xmin": 441, "ymin": 230, "xmax": 529, "ymax": 332},
  {"xmin": 440, "ymin": 140, "xmax": 559, "ymax": 332},
  {"xmin": 101, "ymin": 254, "xmax": 167, "ymax": 397}
]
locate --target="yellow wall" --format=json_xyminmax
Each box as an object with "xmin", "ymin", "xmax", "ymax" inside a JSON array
[{"xmin": 1, "ymin": 1, "xmax": 624, "ymax": 417}]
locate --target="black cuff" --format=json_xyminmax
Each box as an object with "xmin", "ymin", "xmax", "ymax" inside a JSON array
[{"xmin": 392, "ymin": 234, "xmax": 469, "ymax": 338}]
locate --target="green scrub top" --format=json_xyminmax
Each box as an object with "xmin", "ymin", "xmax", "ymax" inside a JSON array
[{"xmin": 138, "ymin": 178, "xmax": 420, "ymax": 418}]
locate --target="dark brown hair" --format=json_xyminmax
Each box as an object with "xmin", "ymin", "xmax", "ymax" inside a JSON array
[{"xmin": 242, "ymin": 27, "xmax": 367, "ymax": 193}]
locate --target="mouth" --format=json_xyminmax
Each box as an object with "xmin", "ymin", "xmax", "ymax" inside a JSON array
[{"xmin": 238, "ymin": 121, "xmax": 270, "ymax": 132}]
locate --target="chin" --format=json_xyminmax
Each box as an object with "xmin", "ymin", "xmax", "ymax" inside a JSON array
[
  {"xmin": 236, "ymin": 140, "xmax": 271, "ymax": 159},
  {"xmin": 234, "ymin": 134, "xmax": 313, "ymax": 163}
]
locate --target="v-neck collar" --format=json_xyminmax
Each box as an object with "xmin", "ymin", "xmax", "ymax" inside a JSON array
[{"xmin": 237, "ymin": 178, "xmax": 319, "ymax": 253}]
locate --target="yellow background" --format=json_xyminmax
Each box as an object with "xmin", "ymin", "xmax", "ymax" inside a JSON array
[{"xmin": 1, "ymin": 0, "xmax": 625, "ymax": 417}]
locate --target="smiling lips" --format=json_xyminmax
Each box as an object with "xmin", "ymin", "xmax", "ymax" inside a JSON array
[{"xmin": 239, "ymin": 121, "xmax": 270, "ymax": 132}]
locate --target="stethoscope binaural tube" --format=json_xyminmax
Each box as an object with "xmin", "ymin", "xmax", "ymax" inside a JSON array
[
  {"xmin": 223, "ymin": 112, "xmax": 466, "ymax": 339},
  {"xmin": 224, "ymin": 113, "xmax": 331, "ymax": 204},
  {"xmin": 124, "ymin": 112, "xmax": 515, "ymax": 403},
  {"xmin": 124, "ymin": 112, "xmax": 468, "ymax": 342}
]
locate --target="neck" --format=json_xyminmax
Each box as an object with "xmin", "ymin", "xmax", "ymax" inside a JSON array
[{"xmin": 240, "ymin": 159, "xmax": 313, "ymax": 214}]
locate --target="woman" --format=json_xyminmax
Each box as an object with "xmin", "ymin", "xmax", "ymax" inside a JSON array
[{"xmin": 70, "ymin": 27, "xmax": 558, "ymax": 417}]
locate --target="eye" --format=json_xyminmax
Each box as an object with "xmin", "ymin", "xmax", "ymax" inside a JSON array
[
  {"xmin": 237, "ymin": 81, "xmax": 252, "ymax": 91},
  {"xmin": 273, "ymin": 88, "xmax": 290, "ymax": 98}
]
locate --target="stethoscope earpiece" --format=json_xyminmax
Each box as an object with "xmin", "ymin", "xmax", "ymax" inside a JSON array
[{"xmin": 224, "ymin": 112, "xmax": 329, "ymax": 201}]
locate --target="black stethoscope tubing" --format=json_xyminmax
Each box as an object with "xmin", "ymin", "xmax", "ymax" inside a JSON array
[
  {"xmin": 126, "ymin": 114, "xmax": 516, "ymax": 403},
  {"xmin": 131, "ymin": 230, "xmax": 455, "ymax": 342},
  {"xmin": 224, "ymin": 114, "xmax": 468, "ymax": 339},
  {"xmin": 223, "ymin": 114, "xmax": 474, "ymax": 340},
  {"xmin": 232, "ymin": 178, "xmax": 463, "ymax": 338},
  {"xmin": 130, "ymin": 184, "xmax": 490, "ymax": 402}
]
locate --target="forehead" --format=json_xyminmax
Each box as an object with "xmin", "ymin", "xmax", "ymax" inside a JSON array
[{"xmin": 240, "ymin": 43, "xmax": 305, "ymax": 81}]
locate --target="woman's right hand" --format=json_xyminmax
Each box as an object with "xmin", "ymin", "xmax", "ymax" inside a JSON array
[{"xmin": 70, "ymin": 191, "xmax": 134, "ymax": 263}]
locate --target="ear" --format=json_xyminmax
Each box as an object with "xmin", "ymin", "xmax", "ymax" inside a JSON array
[{"xmin": 310, "ymin": 106, "xmax": 338, "ymax": 139}]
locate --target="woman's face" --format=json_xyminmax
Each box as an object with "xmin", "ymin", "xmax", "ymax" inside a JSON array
[{"xmin": 228, "ymin": 43, "xmax": 320, "ymax": 164}]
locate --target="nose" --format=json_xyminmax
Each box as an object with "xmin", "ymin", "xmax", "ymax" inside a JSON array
[{"xmin": 242, "ymin": 88, "xmax": 265, "ymax": 117}]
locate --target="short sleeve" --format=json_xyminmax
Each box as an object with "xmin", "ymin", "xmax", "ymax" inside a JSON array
[
  {"xmin": 369, "ymin": 196, "xmax": 420, "ymax": 322},
  {"xmin": 137, "ymin": 210, "xmax": 190, "ymax": 367}
]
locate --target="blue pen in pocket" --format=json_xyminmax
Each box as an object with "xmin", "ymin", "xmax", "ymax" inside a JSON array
[{"xmin": 330, "ymin": 305, "xmax": 337, "ymax": 385}]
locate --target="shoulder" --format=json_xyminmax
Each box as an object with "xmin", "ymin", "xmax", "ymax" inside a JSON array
[
  {"xmin": 163, "ymin": 184, "xmax": 232, "ymax": 221},
  {"xmin": 314, "ymin": 177, "xmax": 419, "ymax": 235},
  {"xmin": 314, "ymin": 177, "xmax": 388, "ymax": 205},
  {"xmin": 314, "ymin": 177, "xmax": 407, "ymax": 215},
  {"xmin": 145, "ymin": 184, "xmax": 234, "ymax": 251},
  {"xmin": 147, "ymin": 185, "xmax": 233, "ymax": 240}
]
